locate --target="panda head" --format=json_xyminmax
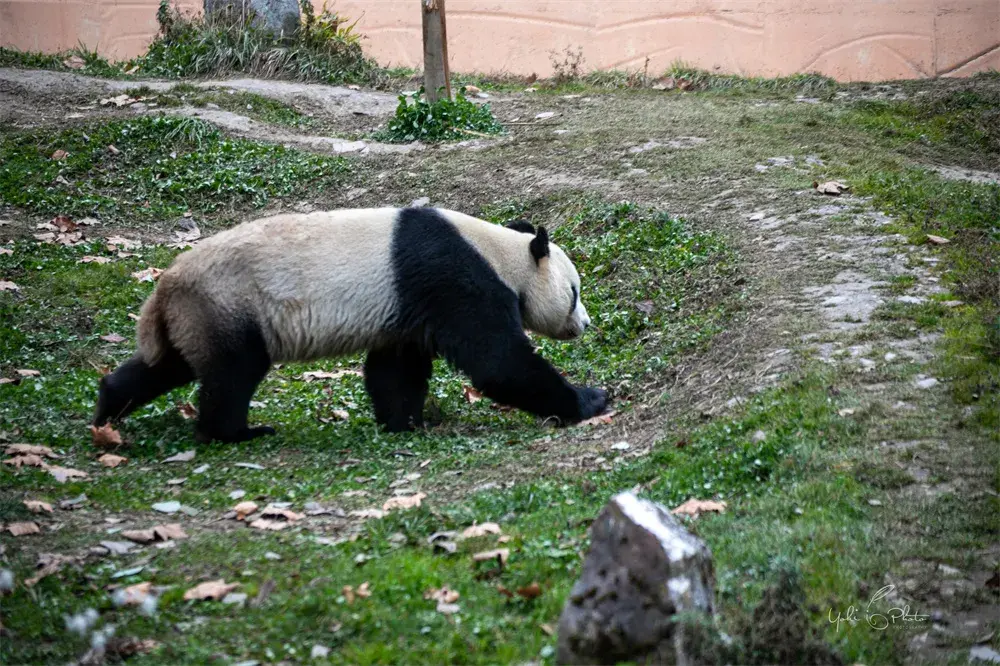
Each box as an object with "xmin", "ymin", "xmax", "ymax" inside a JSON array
[{"xmin": 508, "ymin": 220, "xmax": 591, "ymax": 341}]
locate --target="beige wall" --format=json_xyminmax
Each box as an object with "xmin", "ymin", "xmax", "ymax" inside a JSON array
[{"xmin": 1, "ymin": 0, "xmax": 998, "ymax": 81}]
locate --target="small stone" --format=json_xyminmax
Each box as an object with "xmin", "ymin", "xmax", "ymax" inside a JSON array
[
  {"xmin": 192, "ymin": 464, "xmax": 210, "ymax": 474},
  {"xmin": 611, "ymin": 441, "xmax": 630, "ymax": 451},
  {"xmin": 205, "ymin": 102, "xmax": 220, "ymax": 110},
  {"xmin": 868, "ymin": 499, "xmax": 883, "ymax": 506},
  {"xmin": 409, "ymin": 196, "xmax": 430, "ymax": 208},
  {"xmin": 222, "ymin": 592, "xmax": 248, "ymax": 606},
  {"xmin": 557, "ymin": 492, "xmax": 714, "ymax": 665},
  {"xmin": 915, "ymin": 377, "xmax": 939, "ymax": 389},
  {"xmin": 229, "ymin": 490, "xmax": 246, "ymax": 500},
  {"xmin": 897, "ymin": 295, "xmax": 925, "ymax": 304},
  {"xmin": 970, "ymin": 646, "xmax": 1000, "ymax": 664},
  {"xmin": 311, "ymin": 644, "xmax": 331, "ymax": 659},
  {"xmin": 884, "ymin": 352, "xmax": 898, "ymax": 362},
  {"xmin": 264, "ymin": 552, "xmax": 282, "ymax": 561},
  {"xmin": 152, "ymin": 501, "xmax": 181, "ymax": 514},
  {"xmin": 751, "ymin": 430, "xmax": 767, "ymax": 443}
]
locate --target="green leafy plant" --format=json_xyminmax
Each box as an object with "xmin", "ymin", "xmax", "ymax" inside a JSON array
[{"xmin": 376, "ymin": 87, "xmax": 504, "ymax": 143}]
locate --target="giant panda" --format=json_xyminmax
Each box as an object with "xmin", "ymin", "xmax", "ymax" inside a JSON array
[{"xmin": 93, "ymin": 207, "xmax": 609, "ymax": 443}]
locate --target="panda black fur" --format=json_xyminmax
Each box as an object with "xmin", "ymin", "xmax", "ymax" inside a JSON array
[{"xmin": 93, "ymin": 207, "xmax": 609, "ymax": 442}]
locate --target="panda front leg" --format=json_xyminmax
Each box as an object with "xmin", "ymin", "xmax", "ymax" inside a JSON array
[
  {"xmin": 193, "ymin": 329, "xmax": 275, "ymax": 443},
  {"xmin": 364, "ymin": 344, "xmax": 433, "ymax": 432},
  {"xmin": 447, "ymin": 333, "xmax": 608, "ymax": 425}
]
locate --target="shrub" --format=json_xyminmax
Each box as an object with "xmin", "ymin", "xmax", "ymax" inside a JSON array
[{"xmin": 375, "ymin": 87, "xmax": 504, "ymax": 143}]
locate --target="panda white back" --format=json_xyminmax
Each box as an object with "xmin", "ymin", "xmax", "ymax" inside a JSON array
[{"xmin": 167, "ymin": 208, "xmax": 401, "ymax": 362}]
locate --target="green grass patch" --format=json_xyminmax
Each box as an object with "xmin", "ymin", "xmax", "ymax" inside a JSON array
[
  {"xmin": 851, "ymin": 168, "xmax": 999, "ymax": 423},
  {"xmin": 130, "ymin": 0, "xmax": 384, "ymax": 86},
  {"xmin": 374, "ymin": 88, "xmax": 504, "ymax": 143},
  {"xmin": 0, "ymin": 115, "xmax": 348, "ymax": 222},
  {"xmin": 0, "ymin": 45, "xmax": 124, "ymax": 78}
]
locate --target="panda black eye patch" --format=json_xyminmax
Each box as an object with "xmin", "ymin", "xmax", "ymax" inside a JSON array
[{"xmin": 569, "ymin": 286, "xmax": 578, "ymax": 316}]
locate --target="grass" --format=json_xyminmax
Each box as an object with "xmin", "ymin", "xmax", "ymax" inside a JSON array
[
  {"xmin": 2, "ymin": 66, "xmax": 1000, "ymax": 665},
  {"xmin": 128, "ymin": 84, "xmax": 315, "ymax": 128},
  {"xmin": 130, "ymin": 0, "xmax": 384, "ymax": 87},
  {"xmin": 0, "ymin": 115, "xmax": 348, "ymax": 223}
]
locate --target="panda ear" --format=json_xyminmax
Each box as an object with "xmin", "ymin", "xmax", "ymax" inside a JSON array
[
  {"xmin": 529, "ymin": 226, "xmax": 550, "ymax": 264},
  {"xmin": 507, "ymin": 219, "xmax": 535, "ymax": 235}
]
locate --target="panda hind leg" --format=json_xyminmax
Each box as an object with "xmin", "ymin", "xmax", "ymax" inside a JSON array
[
  {"xmin": 94, "ymin": 348, "xmax": 195, "ymax": 426},
  {"xmin": 364, "ymin": 344, "xmax": 433, "ymax": 432},
  {"xmin": 193, "ymin": 325, "xmax": 275, "ymax": 444}
]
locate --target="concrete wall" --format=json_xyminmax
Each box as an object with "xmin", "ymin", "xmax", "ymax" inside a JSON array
[{"xmin": 1, "ymin": 0, "xmax": 998, "ymax": 81}]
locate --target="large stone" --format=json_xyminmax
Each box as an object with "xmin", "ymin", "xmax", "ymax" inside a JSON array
[
  {"xmin": 204, "ymin": 0, "xmax": 300, "ymax": 36},
  {"xmin": 557, "ymin": 492, "xmax": 716, "ymax": 666}
]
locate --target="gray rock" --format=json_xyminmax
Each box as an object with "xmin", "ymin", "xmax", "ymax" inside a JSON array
[
  {"xmin": 557, "ymin": 492, "xmax": 715, "ymax": 665},
  {"xmin": 205, "ymin": 0, "xmax": 300, "ymax": 36}
]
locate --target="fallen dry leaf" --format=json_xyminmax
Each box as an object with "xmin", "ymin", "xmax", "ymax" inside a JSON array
[
  {"xmin": 343, "ymin": 581, "xmax": 371, "ymax": 604},
  {"xmin": 472, "ymin": 548, "xmax": 510, "ymax": 566},
  {"xmin": 100, "ymin": 333, "xmax": 126, "ymax": 343},
  {"xmin": 349, "ymin": 508, "xmax": 386, "ymax": 520},
  {"xmin": 6, "ymin": 521, "xmax": 41, "ymax": 536},
  {"xmin": 177, "ymin": 402, "xmax": 198, "ymax": 420},
  {"xmin": 99, "ymin": 94, "xmax": 138, "ymax": 108},
  {"xmin": 540, "ymin": 623, "xmax": 555, "ymax": 636},
  {"xmin": 98, "ymin": 453, "xmax": 127, "ymax": 468},
  {"xmin": 15, "ymin": 369, "xmax": 40, "ymax": 378},
  {"xmin": 24, "ymin": 500, "xmax": 53, "ymax": 514},
  {"xmin": 635, "ymin": 300, "xmax": 655, "ymax": 316},
  {"xmin": 0, "ymin": 377, "xmax": 16, "ymax": 385},
  {"xmin": 162, "ymin": 450, "xmax": 195, "ymax": 463},
  {"xmin": 78, "ymin": 255, "xmax": 112, "ymax": 265},
  {"xmin": 25, "ymin": 553, "xmax": 78, "ymax": 586},
  {"xmin": 62, "ymin": 54, "xmax": 86, "ymax": 69},
  {"xmin": 3, "ymin": 454, "xmax": 47, "ymax": 468},
  {"xmin": 579, "ymin": 410, "xmax": 616, "ymax": 426},
  {"xmin": 5, "ymin": 444, "xmax": 59, "ymax": 458},
  {"xmin": 128, "ymin": 313, "xmax": 141, "ymax": 322},
  {"xmin": 461, "ymin": 522, "xmax": 502, "ymax": 539},
  {"xmin": 183, "ymin": 579, "xmax": 239, "ymax": 601},
  {"xmin": 106, "ymin": 235, "xmax": 142, "ymax": 251},
  {"xmin": 46, "ymin": 465, "xmax": 89, "ymax": 483},
  {"xmin": 837, "ymin": 408, "xmax": 856, "ymax": 417},
  {"xmin": 671, "ymin": 498, "xmax": 728, "ymax": 517},
  {"xmin": 926, "ymin": 234, "xmax": 950, "ymax": 245},
  {"xmin": 233, "ymin": 501, "xmax": 259, "ymax": 520},
  {"xmin": 259, "ymin": 505, "xmax": 304, "ymax": 522},
  {"xmin": 91, "ymin": 423, "xmax": 123, "ymax": 448},
  {"xmin": 497, "ymin": 584, "xmax": 514, "ymax": 598},
  {"xmin": 516, "ymin": 582, "xmax": 543, "ymax": 599},
  {"xmin": 0, "ymin": 280, "xmax": 20, "ymax": 292},
  {"xmin": 382, "ymin": 492, "xmax": 426, "ymax": 512},
  {"xmin": 424, "ymin": 586, "xmax": 460, "ymax": 604},
  {"xmin": 0, "ymin": 248, "xmax": 12, "ymax": 256},
  {"xmin": 463, "ymin": 386, "xmax": 483, "ymax": 404},
  {"xmin": 131, "ymin": 267, "xmax": 164, "ymax": 283},
  {"xmin": 51, "ymin": 149, "xmax": 69, "ymax": 161},
  {"xmin": 50, "ymin": 215, "xmax": 77, "ymax": 232},
  {"xmin": 117, "ymin": 581, "xmax": 153, "ymax": 606},
  {"xmin": 813, "ymin": 180, "xmax": 850, "ymax": 196},
  {"xmin": 300, "ymin": 369, "xmax": 363, "ymax": 382},
  {"xmin": 107, "ymin": 144, "xmax": 121, "ymax": 156}
]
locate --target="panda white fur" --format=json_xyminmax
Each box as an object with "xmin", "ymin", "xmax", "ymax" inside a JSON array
[{"xmin": 93, "ymin": 207, "xmax": 609, "ymax": 442}]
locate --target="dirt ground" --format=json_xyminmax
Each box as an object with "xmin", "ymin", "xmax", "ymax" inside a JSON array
[{"xmin": 1, "ymin": 67, "xmax": 997, "ymax": 665}]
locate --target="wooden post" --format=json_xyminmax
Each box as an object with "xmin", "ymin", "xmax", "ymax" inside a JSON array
[{"xmin": 421, "ymin": 0, "xmax": 451, "ymax": 103}]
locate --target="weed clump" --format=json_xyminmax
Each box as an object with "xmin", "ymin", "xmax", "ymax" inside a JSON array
[
  {"xmin": 131, "ymin": 0, "xmax": 383, "ymax": 85},
  {"xmin": 375, "ymin": 87, "xmax": 504, "ymax": 143}
]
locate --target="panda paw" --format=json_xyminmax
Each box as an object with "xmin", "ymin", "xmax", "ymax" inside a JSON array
[{"xmin": 576, "ymin": 386, "xmax": 609, "ymax": 421}]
